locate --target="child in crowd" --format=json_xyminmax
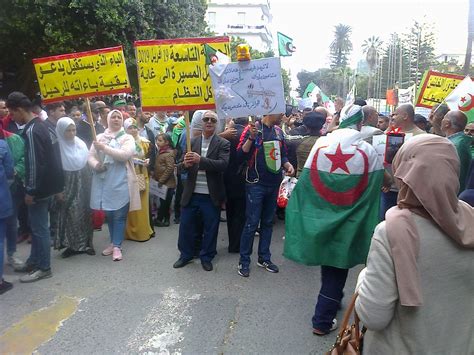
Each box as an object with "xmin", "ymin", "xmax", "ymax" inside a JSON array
[{"xmin": 153, "ymin": 133, "xmax": 176, "ymax": 227}]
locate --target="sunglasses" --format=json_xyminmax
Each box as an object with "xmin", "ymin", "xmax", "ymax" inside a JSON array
[{"xmin": 203, "ymin": 116, "xmax": 217, "ymax": 123}]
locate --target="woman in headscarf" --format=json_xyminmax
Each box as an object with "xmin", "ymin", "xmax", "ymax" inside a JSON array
[
  {"xmin": 355, "ymin": 134, "xmax": 474, "ymax": 354},
  {"xmin": 123, "ymin": 118, "xmax": 153, "ymax": 242},
  {"xmin": 89, "ymin": 110, "xmax": 140, "ymax": 261},
  {"xmin": 54, "ymin": 117, "xmax": 94, "ymax": 258}
]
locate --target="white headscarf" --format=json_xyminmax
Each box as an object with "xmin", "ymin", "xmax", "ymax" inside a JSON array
[{"xmin": 56, "ymin": 117, "xmax": 89, "ymax": 171}]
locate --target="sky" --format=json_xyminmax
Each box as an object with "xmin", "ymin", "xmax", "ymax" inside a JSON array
[{"xmin": 269, "ymin": 0, "xmax": 469, "ymax": 89}]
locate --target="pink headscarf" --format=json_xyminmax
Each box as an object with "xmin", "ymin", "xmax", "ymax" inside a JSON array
[{"xmin": 386, "ymin": 134, "xmax": 474, "ymax": 306}]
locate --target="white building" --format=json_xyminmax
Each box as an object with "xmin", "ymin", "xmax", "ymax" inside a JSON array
[{"xmin": 206, "ymin": 0, "xmax": 273, "ymax": 52}]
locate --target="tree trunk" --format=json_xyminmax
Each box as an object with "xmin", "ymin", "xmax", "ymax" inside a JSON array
[{"xmin": 464, "ymin": 0, "xmax": 474, "ymax": 75}]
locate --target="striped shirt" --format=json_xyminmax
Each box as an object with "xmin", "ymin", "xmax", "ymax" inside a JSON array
[{"xmin": 194, "ymin": 135, "xmax": 213, "ymax": 194}]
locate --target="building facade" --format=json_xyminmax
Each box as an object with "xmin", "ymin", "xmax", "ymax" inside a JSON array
[{"xmin": 206, "ymin": 0, "xmax": 273, "ymax": 52}]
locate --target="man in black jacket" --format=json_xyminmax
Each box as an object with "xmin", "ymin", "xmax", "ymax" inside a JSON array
[
  {"xmin": 6, "ymin": 92, "xmax": 64, "ymax": 282},
  {"xmin": 173, "ymin": 111, "xmax": 230, "ymax": 271}
]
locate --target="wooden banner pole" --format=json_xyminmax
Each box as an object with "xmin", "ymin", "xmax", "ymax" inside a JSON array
[
  {"xmin": 85, "ymin": 98, "xmax": 97, "ymax": 142},
  {"xmin": 184, "ymin": 111, "xmax": 191, "ymax": 152}
]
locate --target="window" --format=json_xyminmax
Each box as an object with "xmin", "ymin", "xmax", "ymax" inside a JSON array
[
  {"xmin": 237, "ymin": 12, "xmax": 246, "ymax": 26},
  {"xmin": 208, "ymin": 11, "xmax": 216, "ymax": 30}
]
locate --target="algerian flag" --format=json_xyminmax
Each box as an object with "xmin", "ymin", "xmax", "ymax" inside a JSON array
[
  {"xmin": 310, "ymin": 85, "xmax": 336, "ymax": 113},
  {"xmin": 346, "ymin": 84, "xmax": 355, "ymax": 104},
  {"xmin": 277, "ymin": 32, "xmax": 296, "ymax": 57},
  {"xmin": 445, "ymin": 76, "xmax": 474, "ymax": 123},
  {"xmin": 284, "ymin": 128, "xmax": 384, "ymax": 268},
  {"xmin": 303, "ymin": 82, "xmax": 316, "ymax": 98},
  {"xmin": 263, "ymin": 140, "xmax": 281, "ymax": 173},
  {"xmin": 203, "ymin": 43, "xmax": 230, "ymax": 66}
]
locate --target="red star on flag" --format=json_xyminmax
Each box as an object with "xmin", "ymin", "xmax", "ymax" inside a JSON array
[
  {"xmin": 460, "ymin": 96, "xmax": 467, "ymax": 103},
  {"xmin": 325, "ymin": 143, "xmax": 355, "ymax": 174}
]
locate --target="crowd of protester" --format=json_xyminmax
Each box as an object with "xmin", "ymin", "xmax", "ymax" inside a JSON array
[{"xmin": 0, "ymin": 91, "xmax": 472, "ymax": 354}]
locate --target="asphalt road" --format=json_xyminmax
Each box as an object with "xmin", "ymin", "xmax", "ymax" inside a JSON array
[{"xmin": 1, "ymin": 218, "xmax": 361, "ymax": 354}]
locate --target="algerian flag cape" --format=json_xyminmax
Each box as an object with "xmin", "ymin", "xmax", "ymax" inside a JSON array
[
  {"xmin": 284, "ymin": 128, "xmax": 384, "ymax": 268},
  {"xmin": 445, "ymin": 76, "xmax": 474, "ymax": 123}
]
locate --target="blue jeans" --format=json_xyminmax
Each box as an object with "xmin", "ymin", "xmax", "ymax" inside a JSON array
[
  {"xmin": 105, "ymin": 203, "xmax": 129, "ymax": 247},
  {"xmin": 379, "ymin": 191, "xmax": 398, "ymax": 221},
  {"xmin": 26, "ymin": 197, "xmax": 52, "ymax": 271},
  {"xmin": 239, "ymin": 183, "xmax": 279, "ymax": 267},
  {"xmin": 5, "ymin": 188, "xmax": 21, "ymax": 256},
  {"xmin": 177, "ymin": 194, "xmax": 220, "ymax": 262},
  {"xmin": 313, "ymin": 266, "xmax": 349, "ymax": 331},
  {"xmin": 0, "ymin": 218, "xmax": 6, "ymax": 279}
]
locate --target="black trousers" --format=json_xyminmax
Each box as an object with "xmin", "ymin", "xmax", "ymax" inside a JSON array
[
  {"xmin": 157, "ymin": 188, "xmax": 175, "ymax": 222},
  {"xmin": 225, "ymin": 196, "xmax": 246, "ymax": 253},
  {"xmin": 174, "ymin": 174, "xmax": 183, "ymax": 219}
]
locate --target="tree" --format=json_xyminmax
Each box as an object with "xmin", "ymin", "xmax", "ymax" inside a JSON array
[
  {"xmin": 329, "ymin": 24, "xmax": 353, "ymax": 69},
  {"xmin": 464, "ymin": 0, "xmax": 474, "ymax": 74},
  {"xmin": 229, "ymin": 36, "xmax": 291, "ymax": 101},
  {"xmin": 0, "ymin": 0, "xmax": 209, "ymax": 96},
  {"xmin": 362, "ymin": 36, "xmax": 383, "ymax": 98}
]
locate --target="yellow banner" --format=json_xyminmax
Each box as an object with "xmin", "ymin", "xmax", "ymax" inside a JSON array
[
  {"xmin": 135, "ymin": 37, "xmax": 230, "ymax": 110},
  {"xmin": 415, "ymin": 70, "xmax": 464, "ymax": 108},
  {"xmin": 33, "ymin": 46, "xmax": 131, "ymax": 103}
]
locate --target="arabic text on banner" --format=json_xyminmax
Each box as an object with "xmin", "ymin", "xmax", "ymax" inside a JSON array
[
  {"xmin": 135, "ymin": 37, "xmax": 230, "ymax": 111},
  {"xmin": 210, "ymin": 57, "xmax": 285, "ymax": 118},
  {"xmin": 415, "ymin": 70, "xmax": 464, "ymax": 108},
  {"xmin": 34, "ymin": 46, "xmax": 131, "ymax": 103}
]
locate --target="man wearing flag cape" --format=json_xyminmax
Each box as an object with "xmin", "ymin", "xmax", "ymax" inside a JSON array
[{"xmin": 284, "ymin": 105, "xmax": 389, "ymax": 335}]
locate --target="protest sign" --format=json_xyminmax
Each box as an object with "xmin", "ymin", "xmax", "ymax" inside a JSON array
[
  {"xmin": 33, "ymin": 46, "xmax": 131, "ymax": 103},
  {"xmin": 135, "ymin": 37, "xmax": 230, "ymax": 111},
  {"xmin": 415, "ymin": 70, "xmax": 464, "ymax": 108},
  {"xmin": 209, "ymin": 57, "xmax": 285, "ymax": 118}
]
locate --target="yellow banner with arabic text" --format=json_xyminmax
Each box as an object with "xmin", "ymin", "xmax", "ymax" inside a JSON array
[
  {"xmin": 415, "ymin": 70, "xmax": 464, "ymax": 108},
  {"xmin": 33, "ymin": 46, "xmax": 131, "ymax": 103},
  {"xmin": 135, "ymin": 37, "xmax": 230, "ymax": 111}
]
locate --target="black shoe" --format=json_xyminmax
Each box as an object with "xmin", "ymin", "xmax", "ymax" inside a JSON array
[
  {"xmin": 257, "ymin": 259, "xmax": 279, "ymax": 273},
  {"xmin": 201, "ymin": 261, "xmax": 213, "ymax": 271},
  {"xmin": 173, "ymin": 217, "xmax": 180, "ymax": 224},
  {"xmin": 173, "ymin": 258, "xmax": 192, "ymax": 268},
  {"xmin": 0, "ymin": 280, "xmax": 13, "ymax": 295},
  {"xmin": 237, "ymin": 263, "xmax": 250, "ymax": 277},
  {"xmin": 61, "ymin": 248, "xmax": 77, "ymax": 258},
  {"xmin": 156, "ymin": 219, "xmax": 170, "ymax": 227},
  {"xmin": 85, "ymin": 248, "xmax": 96, "ymax": 256}
]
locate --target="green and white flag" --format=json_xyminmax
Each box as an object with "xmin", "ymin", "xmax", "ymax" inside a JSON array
[
  {"xmin": 263, "ymin": 140, "xmax": 281, "ymax": 173},
  {"xmin": 445, "ymin": 76, "xmax": 474, "ymax": 123},
  {"xmin": 284, "ymin": 128, "xmax": 384, "ymax": 268},
  {"xmin": 303, "ymin": 82, "xmax": 316, "ymax": 98},
  {"xmin": 277, "ymin": 32, "xmax": 296, "ymax": 57}
]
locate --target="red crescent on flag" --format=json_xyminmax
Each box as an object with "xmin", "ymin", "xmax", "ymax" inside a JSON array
[
  {"xmin": 310, "ymin": 146, "xmax": 369, "ymax": 206},
  {"xmin": 285, "ymin": 42, "xmax": 296, "ymax": 53},
  {"xmin": 269, "ymin": 147, "xmax": 277, "ymax": 161},
  {"xmin": 458, "ymin": 94, "xmax": 474, "ymax": 112}
]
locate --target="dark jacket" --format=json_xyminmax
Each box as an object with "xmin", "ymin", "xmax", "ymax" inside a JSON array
[
  {"xmin": 224, "ymin": 123, "xmax": 246, "ymax": 199},
  {"xmin": 22, "ymin": 118, "xmax": 64, "ymax": 199},
  {"xmin": 180, "ymin": 134, "xmax": 230, "ymax": 207},
  {"xmin": 76, "ymin": 120, "xmax": 105, "ymax": 148}
]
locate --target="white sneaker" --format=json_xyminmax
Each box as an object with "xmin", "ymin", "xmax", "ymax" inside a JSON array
[{"xmin": 7, "ymin": 254, "xmax": 25, "ymax": 269}]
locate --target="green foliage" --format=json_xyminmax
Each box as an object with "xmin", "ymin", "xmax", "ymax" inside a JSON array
[
  {"xmin": 0, "ymin": 0, "xmax": 209, "ymax": 95},
  {"xmin": 297, "ymin": 68, "xmax": 353, "ymax": 98},
  {"xmin": 229, "ymin": 36, "xmax": 291, "ymax": 101},
  {"xmin": 329, "ymin": 24, "xmax": 353, "ymax": 69}
]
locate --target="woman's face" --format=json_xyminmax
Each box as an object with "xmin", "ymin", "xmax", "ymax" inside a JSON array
[
  {"xmin": 64, "ymin": 124, "xmax": 76, "ymax": 141},
  {"xmin": 109, "ymin": 112, "xmax": 123, "ymax": 130},
  {"xmin": 156, "ymin": 135, "xmax": 167, "ymax": 148},
  {"xmin": 126, "ymin": 125, "xmax": 138, "ymax": 138}
]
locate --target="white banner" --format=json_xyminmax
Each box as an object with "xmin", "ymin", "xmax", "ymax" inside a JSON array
[{"xmin": 209, "ymin": 57, "xmax": 285, "ymax": 118}]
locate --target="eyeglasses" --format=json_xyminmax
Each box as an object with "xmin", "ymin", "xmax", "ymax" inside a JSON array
[
  {"xmin": 464, "ymin": 128, "xmax": 474, "ymax": 134},
  {"xmin": 202, "ymin": 116, "xmax": 217, "ymax": 123}
]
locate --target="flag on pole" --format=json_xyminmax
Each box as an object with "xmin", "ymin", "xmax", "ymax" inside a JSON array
[
  {"xmin": 445, "ymin": 76, "xmax": 474, "ymax": 123},
  {"xmin": 284, "ymin": 109, "xmax": 384, "ymax": 268},
  {"xmin": 303, "ymin": 82, "xmax": 316, "ymax": 98},
  {"xmin": 346, "ymin": 84, "xmax": 355, "ymax": 104},
  {"xmin": 277, "ymin": 32, "xmax": 296, "ymax": 57}
]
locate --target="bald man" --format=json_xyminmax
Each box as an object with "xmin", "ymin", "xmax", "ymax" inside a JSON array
[
  {"xmin": 390, "ymin": 104, "xmax": 425, "ymax": 136},
  {"xmin": 441, "ymin": 111, "xmax": 472, "ymax": 193},
  {"xmin": 360, "ymin": 106, "xmax": 383, "ymax": 143}
]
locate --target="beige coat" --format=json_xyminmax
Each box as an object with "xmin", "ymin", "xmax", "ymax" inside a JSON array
[{"xmin": 355, "ymin": 214, "xmax": 474, "ymax": 354}]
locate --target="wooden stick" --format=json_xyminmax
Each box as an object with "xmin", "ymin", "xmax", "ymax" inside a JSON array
[
  {"xmin": 184, "ymin": 111, "xmax": 191, "ymax": 152},
  {"xmin": 85, "ymin": 98, "xmax": 97, "ymax": 141}
]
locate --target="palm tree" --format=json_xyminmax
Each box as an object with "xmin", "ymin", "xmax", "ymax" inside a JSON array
[
  {"xmin": 330, "ymin": 24, "xmax": 353, "ymax": 69},
  {"xmin": 362, "ymin": 36, "xmax": 383, "ymax": 98},
  {"xmin": 463, "ymin": 0, "xmax": 474, "ymax": 75}
]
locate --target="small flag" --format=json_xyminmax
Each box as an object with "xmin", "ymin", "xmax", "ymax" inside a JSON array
[
  {"xmin": 303, "ymin": 82, "xmax": 316, "ymax": 98},
  {"xmin": 277, "ymin": 32, "xmax": 296, "ymax": 57},
  {"xmin": 346, "ymin": 84, "xmax": 355, "ymax": 104},
  {"xmin": 203, "ymin": 43, "xmax": 230, "ymax": 66},
  {"xmin": 445, "ymin": 76, "xmax": 474, "ymax": 123}
]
